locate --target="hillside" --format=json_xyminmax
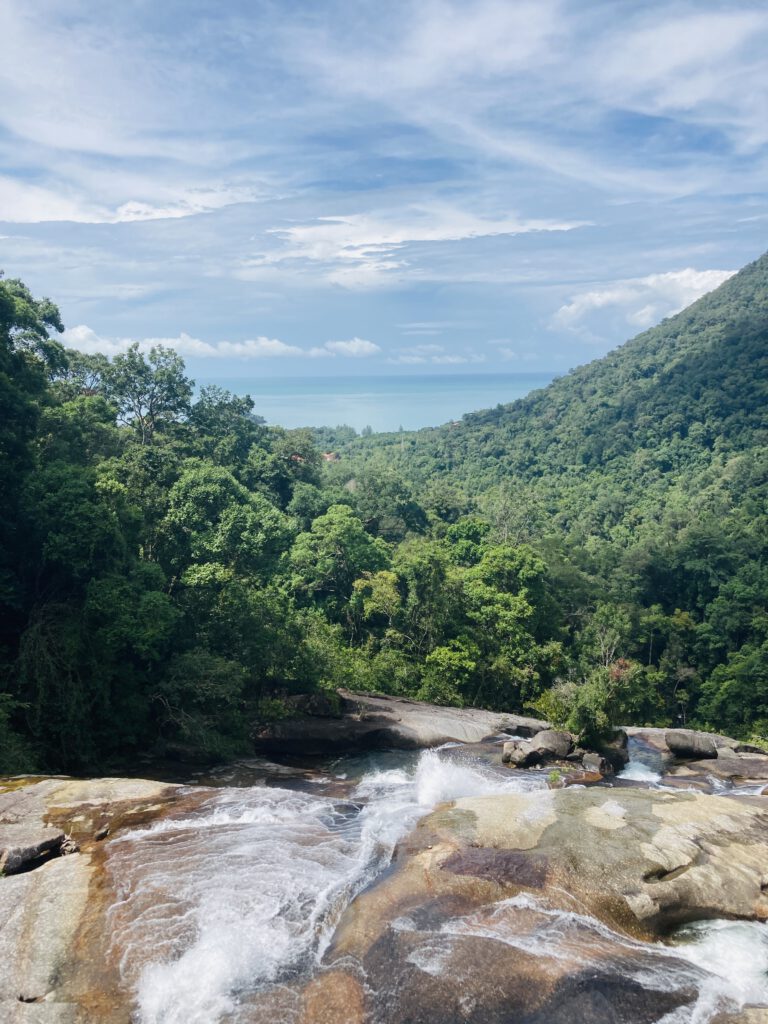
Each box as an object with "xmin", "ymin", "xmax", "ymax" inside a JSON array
[
  {"xmin": 0, "ymin": 257, "xmax": 767, "ymax": 774},
  {"xmin": 339, "ymin": 251, "xmax": 768, "ymax": 526}
]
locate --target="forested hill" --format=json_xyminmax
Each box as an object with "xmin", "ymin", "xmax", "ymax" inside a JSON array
[
  {"xmin": 1, "ymin": 254, "xmax": 767, "ymax": 775},
  {"xmin": 341, "ymin": 250, "xmax": 768, "ymax": 505}
]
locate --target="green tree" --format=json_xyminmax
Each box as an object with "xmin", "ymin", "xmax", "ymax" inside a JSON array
[{"xmin": 105, "ymin": 343, "xmax": 193, "ymax": 444}]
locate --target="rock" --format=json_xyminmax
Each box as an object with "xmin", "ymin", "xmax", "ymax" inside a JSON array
[
  {"xmin": 0, "ymin": 775, "xmax": 187, "ymax": 1022},
  {"xmin": 665, "ymin": 729, "xmax": 738, "ymax": 759},
  {"xmin": 529, "ymin": 729, "xmax": 573, "ymax": 759},
  {"xmin": 599, "ymin": 728, "xmax": 630, "ymax": 770},
  {"xmin": 0, "ymin": 855, "xmax": 92, "ymax": 1008},
  {"xmin": 322, "ymin": 787, "xmax": 768, "ymax": 1023},
  {"xmin": 300, "ymin": 970, "xmax": 365, "ymax": 1024},
  {"xmin": 714, "ymin": 1010, "xmax": 768, "ymax": 1024},
  {"xmin": 689, "ymin": 750, "xmax": 768, "ymax": 782},
  {"xmin": 624, "ymin": 728, "xmax": 671, "ymax": 753},
  {"xmin": 0, "ymin": 824, "xmax": 65, "ymax": 874},
  {"xmin": 331, "ymin": 788, "xmax": 768, "ymax": 957},
  {"xmin": 562, "ymin": 770, "xmax": 604, "ymax": 787},
  {"xmin": 253, "ymin": 689, "xmax": 550, "ymax": 754},
  {"xmin": 582, "ymin": 752, "xmax": 611, "ymax": 774},
  {"xmin": 502, "ymin": 741, "xmax": 541, "ymax": 768}
]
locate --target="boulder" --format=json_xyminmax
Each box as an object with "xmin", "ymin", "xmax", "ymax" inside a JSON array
[
  {"xmin": 582, "ymin": 751, "xmax": 611, "ymax": 774},
  {"xmin": 0, "ymin": 776, "xmax": 186, "ymax": 1022},
  {"xmin": 254, "ymin": 689, "xmax": 550, "ymax": 754},
  {"xmin": 599, "ymin": 728, "xmax": 630, "ymax": 770},
  {"xmin": 693, "ymin": 749, "xmax": 768, "ymax": 782},
  {"xmin": 529, "ymin": 729, "xmax": 573, "ymax": 759},
  {"xmin": 665, "ymin": 729, "xmax": 738, "ymax": 760},
  {"xmin": 563, "ymin": 770, "xmax": 604, "ymax": 787},
  {"xmin": 502, "ymin": 740, "xmax": 541, "ymax": 768},
  {"xmin": 331, "ymin": 788, "xmax": 768, "ymax": 951}
]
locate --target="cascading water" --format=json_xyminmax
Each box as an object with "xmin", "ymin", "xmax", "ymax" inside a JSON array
[
  {"xmin": 106, "ymin": 748, "xmax": 545, "ymax": 1023},
  {"xmin": 103, "ymin": 746, "xmax": 768, "ymax": 1024}
]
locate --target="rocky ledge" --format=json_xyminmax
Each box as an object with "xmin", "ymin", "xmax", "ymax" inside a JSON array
[
  {"xmin": 0, "ymin": 777, "xmax": 184, "ymax": 1023},
  {"xmin": 253, "ymin": 689, "xmax": 550, "ymax": 754},
  {"xmin": 316, "ymin": 787, "xmax": 768, "ymax": 1024}
]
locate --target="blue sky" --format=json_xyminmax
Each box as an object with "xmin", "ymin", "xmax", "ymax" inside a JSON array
[{"xmin": 0, "ymin": 0, "xmax": 766, "ymax": 378}]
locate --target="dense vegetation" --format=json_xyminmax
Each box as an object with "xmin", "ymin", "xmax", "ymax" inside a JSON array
[{"xmin": 1, "ymin": 253, "xmax": 766, "ymax": 772}]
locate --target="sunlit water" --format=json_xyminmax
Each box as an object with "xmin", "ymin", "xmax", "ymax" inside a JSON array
[{"xmin": 104, "ymin": 746, "xmax": 768, "ymax": 1023}]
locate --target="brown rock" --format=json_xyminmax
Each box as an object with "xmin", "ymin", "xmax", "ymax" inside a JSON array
[{"xmin": 301, "ymin": 970, "xmax": 365, "ymax": 1024}]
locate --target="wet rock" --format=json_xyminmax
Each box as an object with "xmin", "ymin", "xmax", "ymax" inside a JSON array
[
  {"xmin": 689, "ymin": 750, "xmax": 768, "ymax": 782},
  {"xmin": 331, "ymin": 787, "xmax": 768, "ymax": 967},
  {"xmin": 325, "ymin": 831, "xmax": 706, "ymax": 1024},
  {"xmin": 502, "ymin": 741, "xmax": 541, "ymax": 768},
  {"xmin": 563, "ymin": 770, "xmax": 604, "ymax": 787},
  {"xmin": 0, "ymin": 775, "xmax": 184, "ymax": 1022},
  {"xmin": 530, "ymin": 730, "xmax": 573, "ymax": 759},
  {"xmin": 582, "ymin": 752, "xmax": 611, "ymax": 774},
  {"xmin": 0, "ymin": 825, "xmax": 65, "ymax": 874},
  {"xmin": 300, "ymin": 969, "xmax": 365, "ymax": 1024},
  {"xmin": 660, "ymin": 775, "xmax": 713, "ymax": 793},
  {"xmin": 253, "ymin": 689, "xmax": 550, "ymax": 754},
  {"xmin": 598, "ymin": 728, "xmax": 630, "ymax": 770},
  {"xmin": 342, "ymin": 912, "xmax": 696, "ymax": 1024}
]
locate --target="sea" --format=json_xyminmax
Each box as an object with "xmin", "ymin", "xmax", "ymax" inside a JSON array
[{"xmin": 197, "ymin": 372, "xmax": 556, "ymax": 433}]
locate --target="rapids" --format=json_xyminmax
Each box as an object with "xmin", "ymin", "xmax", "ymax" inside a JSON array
[{"xmin": 102, "ymin": 745, "xmax": 768, "ymax": 1024}]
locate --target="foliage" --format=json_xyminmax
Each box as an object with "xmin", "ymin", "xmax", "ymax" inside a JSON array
[{"xmin": 0, "ymin": 253, "xmax": 767, "ymax": 771}]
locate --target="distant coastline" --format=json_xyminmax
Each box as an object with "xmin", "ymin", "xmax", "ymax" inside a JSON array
[{"xmin": 195, "ymin": 372, "xmax": 556, "ymax": 432}]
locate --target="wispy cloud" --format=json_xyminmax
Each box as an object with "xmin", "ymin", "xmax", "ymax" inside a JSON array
[
  {"xmin": 0, "ymin": 1, "xmax": 765, "ymax": 379},
  {"xmin": 0, "ymin": 176, "xmax": 273, "ymax": 224},
  {"xmin": 245, "ymin": 205, "xmax": 587, "ymax": 288}
]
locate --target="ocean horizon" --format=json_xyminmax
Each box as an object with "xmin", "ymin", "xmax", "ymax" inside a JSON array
[{"xmin": 197, "ymin": 372, "xmax": 556, "ymax": 432}]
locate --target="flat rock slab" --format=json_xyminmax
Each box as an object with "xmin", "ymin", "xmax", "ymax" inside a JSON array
[
  {"xmin": 321, "ymin": 787, "xmax": 768, "ymax": 1023},
  {"xmin": 689, "ymin": 752, "xmax": 768, "ymax": 782},
  {"xmin": 0, "ymin": 824, "xmax": 65, "ymax": 874},
  {"xmin": 254, "ymin": 689, "xmax": 549, "ymax": 753},
  {"xmin": 0, "ymin": 856, "xmax": 92, "ymax": 1005}
]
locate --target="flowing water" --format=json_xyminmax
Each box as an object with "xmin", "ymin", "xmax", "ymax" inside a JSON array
[{"xmin": 103, "ymin": 745, "xmax": 768, "ymax": 1023}]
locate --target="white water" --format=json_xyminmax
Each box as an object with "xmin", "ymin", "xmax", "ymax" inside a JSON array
[
  {"xmin": 618, "ymin": 759, "xmax": 663, "ymax": 784},
  {"xmin": 395, "ymin": 893, "xmax": 768, "ymax": 1023},
  {"xmin": 106, "ymin": 749, "xmax": 545, "ymax": 1024},
  {"xmin": 105, "ymin": 747, "xmax": 768, "ymax": 1024}
]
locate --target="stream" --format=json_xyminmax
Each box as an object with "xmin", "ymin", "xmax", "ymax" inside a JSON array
[{"xmin": 102, "ymin": 742, "xmax": 768, "ymax": 1024}]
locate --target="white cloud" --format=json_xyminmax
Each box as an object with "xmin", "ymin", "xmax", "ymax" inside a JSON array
[
  {"xmin": 324, "ymin": 337, "xmax": 381, "ymax": 357},
  {"xmin": 552, "ymin": 268, "xmax": 736, "ymax": 332},
  {"xmin": 60, "ymin": 326, "xmax": 382, "ymax": 360},
  {"xmin": 388, "ymin": 346, "xmax": 486, "ymax": 366},
  {"xmin": 432, "ymin": 352, "xmax": 486, "ymax": 365},
  {"xmin": 388, "ymin": 354, "xmax": 428, "ymax": 365}
]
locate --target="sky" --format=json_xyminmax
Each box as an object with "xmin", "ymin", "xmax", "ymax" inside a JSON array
[{"xmin": 0, "ymin": 0, "xmax": 766, "ymax": 379}]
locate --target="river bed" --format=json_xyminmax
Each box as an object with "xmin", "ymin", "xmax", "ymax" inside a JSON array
[{"xmin": 98, "ymin": 743, "xmax": 768, "ymax": 1024}]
